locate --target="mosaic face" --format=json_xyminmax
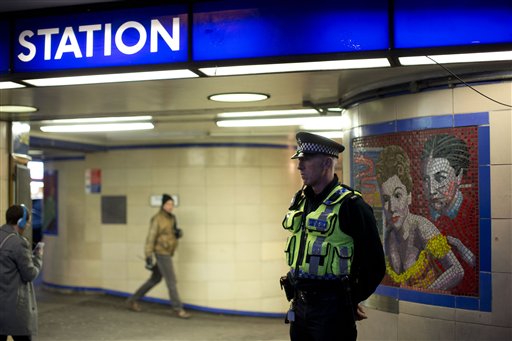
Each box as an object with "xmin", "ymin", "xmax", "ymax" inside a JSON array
[
  {"xmin": 422, "ymin": 156, "xmax": 462, "ymax": 217},
  {"xmin": 380, "ymin": 174, "xmax": 411, "ymax": 230},
  {"xmin": 352, "ymin": 127, "xmax": 480, "ymax": 297}
]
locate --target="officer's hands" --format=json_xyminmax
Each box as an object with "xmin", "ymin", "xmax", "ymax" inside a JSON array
[
  {"xmin": 355, "ymin": 304, "xmax": 368, "ymax": 321},
  {"xmin": 145, "ymin": 257, "xmax": 154, "ymax": 270}
]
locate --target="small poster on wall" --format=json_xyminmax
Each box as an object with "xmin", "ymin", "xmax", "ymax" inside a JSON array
[
  {"xmin": 85, "ymin": 168, "xmax": 101, "ymax": 193},
  {"xmin": 43, "ymin": 170, "xmax": 58, "ymax": 235}
]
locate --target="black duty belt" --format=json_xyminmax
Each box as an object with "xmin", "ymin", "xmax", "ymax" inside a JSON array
[{"xmin": 296, "ymin": 289, "xmax": 343, "ymax": 303}]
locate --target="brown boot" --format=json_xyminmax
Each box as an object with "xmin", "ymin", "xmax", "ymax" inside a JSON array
[
  {"xmin": 177, "ymin": 309, "xmax": 191, "ymax": 319},
  {"xmin": 127, "ymin": 300, "xmax": 142, "ymax": 312}
]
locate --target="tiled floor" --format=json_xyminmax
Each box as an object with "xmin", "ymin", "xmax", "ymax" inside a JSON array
[{"xmin": 36, "ymin": 287, "xmax": 288, "ymax": 341}]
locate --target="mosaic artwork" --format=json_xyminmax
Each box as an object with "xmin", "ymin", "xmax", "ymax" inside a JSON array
[{"xmin": 352, "ymin": 127, "xmax": 479, "ymax": 297}]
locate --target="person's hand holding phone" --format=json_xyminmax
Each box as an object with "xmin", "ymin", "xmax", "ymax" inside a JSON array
[{"xmin": 33, "ymin": 242, "xmax": 45, "ymax": 256}]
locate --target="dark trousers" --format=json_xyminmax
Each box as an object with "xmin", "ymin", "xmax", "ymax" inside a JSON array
[
  {"xmin": 289, "ymin": 294, "xmax": 357, "ymax": 341},
  {"xmin": 128, "ymin": 254, "xmax": 183, "ymax": 310},
  {"xmin": 0, "ymin": 335, "xmax": 31, "ymax": 341}
]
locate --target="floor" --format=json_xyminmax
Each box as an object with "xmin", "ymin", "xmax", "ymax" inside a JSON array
[{"xmin": 35, "ymin": 287, "xmax": 289, "ymax": 341}]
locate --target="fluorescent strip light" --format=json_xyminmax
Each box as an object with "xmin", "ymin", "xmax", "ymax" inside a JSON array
[
  {"xmin": 24, "ymin": 70, "xmax": 198, "ymax": 87},
  {"xmin": 216, "ymin": 116, "xmax": 343, "ymax": 128},
  {"xmin": 399, "ymin": 51, "xmax": 512, "ymax": 66},
  {"xmin": 208, "ymin": 93, "xmax": 269, "ymax": 102},
  {"xmin": 200, "ymin": 58, "xmax": 390, "ymax": 76},
  {"xmin": 0, "ymin": 105, "xmax": 38, "ymax": 113},
  {"xmin": 41, "ymin": 115, "xmax": 152, "ymax": 124},
  {"xmin": 40, "ymin": 122, "xmax": 154, "ymax": 133},
  {"xmin": 217, "ymin": 109, "xmax": 318, "ymax": 118},
  {"xmin": 312, "ymin": 131, "xmax": 344, "ymax": 139},
  {"xmin": 0, "ymin": 81, "xmax": 26, "ymax": 89}
]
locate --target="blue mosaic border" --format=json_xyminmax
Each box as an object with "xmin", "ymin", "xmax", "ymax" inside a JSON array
[{"xmin": 351, "ymin": 112, "xmax": 491, "ymax": 312}]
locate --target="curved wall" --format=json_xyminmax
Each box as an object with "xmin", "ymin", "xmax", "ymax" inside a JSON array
[
  {"xmin": 42, "ymin": 144, "xmax": 303, "ymax": 315},
  {"xmin": 342, "ymin": 81, "xmax": 512, "ymax": 340}
]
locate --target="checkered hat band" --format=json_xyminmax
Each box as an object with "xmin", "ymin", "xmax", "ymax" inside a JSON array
[{"xmin": 300, "ymin": 142, "xmax": 338, "ymax": 157}]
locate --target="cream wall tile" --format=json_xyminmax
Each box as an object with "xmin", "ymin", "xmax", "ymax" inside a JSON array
[
  {"xmin": 260, "ymin": 297, "xmax": 287, "ymax": 313},
  {"xmin": 102, "ymin": 243, "xmax": 128, "ymax": 261},
  {"xmin": 490, "ymin": 272, "xmax": 512, "ymax": 327},
  {"xmin": 206, "ymin": 167, "xmax": 235, "ymax": 186},
  {"xmin": 178, "ymin": 242, "xmax": 208, "ymax": 263},
  {"xmin": 207, "ymin": 205, "xmax": 235, "ymax": 224},
  {"xmin": 235, "ymin": 298, "xmax": 262, "ymax": 311},
  {"xmin": 206, "ymin": 224, "xmax": 236, "ymax": 243},
  {"xmin": 178, "ymin": 167, "xmax": 206, "ymax": 186},
  {"xmin": 127, "ymin": 206, "xmax": 152, "ymax": 226},
  {"xmin": 235, "ymin": 204, "xmax": 261, "ymax": 225},
  {"xmin": 126, "ymin": 168, "xmax": 151, "ymax": 187},
  {"xmin": 180, "ymin": 281, "xmax": 208, "ymax": 301},
  {"xmin": 454, "ymin": 82, "xmax": 512, "ymax": 114},
  {"xmin": 235, "ymin": 280, "xmax": 261, "ymax": 299},
  {"xmin": 206, "ymin": 185, "xmax": 235, "ymax": 206},
  {"xmin": 206, "ymin": 148, "xmax": 233, "ymax": 166},
  {"xmin": 102, "ymin": 261, "xmax": 127, "ymax": 280},
  {"xmin": 261, "ymin": 186, "xmax": 298, "ymax": 205},
  {"xmin": 455, "ymin": 321, "xmax": 511, "ymax": 341},
  {"xmin": 359, "ymin": 97, "xmax": 397, "ymax": 125},
  {"xmin": 260, "ymin": 149, "xmax": 289, "ymax": 167},
  {"xmin": 235, "ymin": 224, "xmax": 262, "ymax": 243},
  {"xmin": 176, "ymin": 187, "xmax": 207, "ymax": 206},
  {"xmin": 261, "ymin": 241, "xmax": 286, "ymax": 261},
  {"xmin": 179, "ymin": 262, "xmax": 210, "ymax": 282},
  {"xmin": 235, "ymin": 242, "xmax": 261, "ymax": 261},
  {"xmin": 399, "ymin": 301, "xmax": 455, "ymax": 321},
  {"xmin": 235, "ymin": 262, "xmax": 262, "ymax": 281},
  {"xmin": 151, "ymin": 168, "xmax": 179, "ymax": 187},
  {"xmin": 260, "ymin": 260, "xmax": 288, "ymax": 280},
  {"xmin": 490, "ymin": 109, "xmax": 512, "ymax": 165},
  {"xmin": 207, "ymin": 243, "xmax": 235, "ymax": 262},
  {"xmin": 492, "ymin": 219, "xmax": 512, "ymax": 273},
  {"xmin": 208, "ymin": 281, "xmax": 236, "ymax": 300},
  {"xmin": 151, "ymin": 149, "xmax": 181, "ymax": 167},
  {"xmin": 357, "ymin": 309, "xmax": 398, "ymax": 341},
  {"xmin": 207, "ymin": 262, "xmax": 235, "ymax": 281},
  {"xmin": 261, "ymin": 168, "xmax": 291, "ymax": 186},
  {"xmin": 235, "ymin": 168, "xmax": 261, "ymax": 185},
  {"xmin": 491, "ymin": 165, "xmax": 512, "ymax": 218},
  {"xmin": 397, "ymin": 89, "xmax": 453, "ymax": 119},
  {"xmin": 398, "ymin": 313, "xmax": 455, "ymax": 340},
  {"xmin": 234, "ymin": 148, "xmax": 262, "ymax": 166},
  {"xmin": 235, "ymin": 185, "xmax": 261, "ymax": 205},
  {"xmin": 180, "ymin": 148, "xmax": 207, "ymax": 166}
]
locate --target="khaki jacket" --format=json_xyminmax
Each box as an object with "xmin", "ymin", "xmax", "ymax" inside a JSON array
[{"xmin": 144, "ymin": 209, "xmax": 178, "ymax": 258}]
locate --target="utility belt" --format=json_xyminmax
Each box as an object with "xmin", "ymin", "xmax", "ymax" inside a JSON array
[{"xmin": 280, "ymin": 272, "xmax": 352, "ymax": 303}]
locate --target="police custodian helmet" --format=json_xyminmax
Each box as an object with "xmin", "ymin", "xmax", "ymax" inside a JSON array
[{"xmin": 291, "ymin": 131, "xmax": 345, "ymax": 159}]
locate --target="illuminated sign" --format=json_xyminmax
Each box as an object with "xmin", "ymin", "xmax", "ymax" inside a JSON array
[
  {"xmin": 0, "ymin": 21, "xmax": 9, "ymax": 73},
  {"xmin": 193, "ymin": 0, "xmax": 389, "ymax": 61},
  {"xmin": 14, "ymin": 5, "xmax": 188, "ymax": 72},
  {"xmin": 395, "ymin": 0, "xmax": 512, "ymax": 48}
]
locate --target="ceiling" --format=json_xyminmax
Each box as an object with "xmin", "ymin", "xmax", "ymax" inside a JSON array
[{"xmin": 1, "ymin": 1, "xmax": 511, "ymax": 159}]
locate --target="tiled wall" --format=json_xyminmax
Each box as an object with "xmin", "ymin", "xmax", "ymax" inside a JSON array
[
  {"xmin": 0, "ymin": 122, "xmax": 8, "ymax": 219},
  {"xmin": 43, "ymin": 145, "xmax": 303, "ymax": 314},
  {"xmin": 342, "ymin": 82, "xmax": 512, "ymax": 340}
]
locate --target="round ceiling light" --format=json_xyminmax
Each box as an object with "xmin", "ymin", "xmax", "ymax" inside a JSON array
[
  {"xmin": 208, "ymin": 93, "xmax": 270, "ymax": 102},
  {"xmin": 0, "ymin": 105, "xmax": 38, "ymax": 113}
]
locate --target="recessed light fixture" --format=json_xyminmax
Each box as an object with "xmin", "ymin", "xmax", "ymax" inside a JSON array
[
  {"xmin": 40, "ymin": 115, "xmax": 152, "ymax": 124},
  {"xmin": 208, "ymin": 93, "xmax": 270, "ymax": 102},
  {"xmin": 0, "ymin": 105, "xmax": 38, "ymax": 113}
]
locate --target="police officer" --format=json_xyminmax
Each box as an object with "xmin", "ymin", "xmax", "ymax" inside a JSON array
[{"xmin": 282, "ymin": 132, "xmax": 385, "ymax": 341}]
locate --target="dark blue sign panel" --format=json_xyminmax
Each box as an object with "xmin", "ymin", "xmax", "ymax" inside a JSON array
[
  {"xmin": 0, "ymin": 21, "xmax": 10, "ymax": 73},
  {"xmin": 193, "ymin": 0, "xmax": 389, "ymax": 61},
  {"xmin": 395, "ymin": 0, "xmax": 512, "ymax": 48},
  {"xmin": 14, "ymin": 5, "xmax": 188, "ymax": 72}
]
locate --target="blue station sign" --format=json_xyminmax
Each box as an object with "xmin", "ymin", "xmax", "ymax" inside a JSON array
[
  {"xmin": 395, "ymin": 0, "xmax": 512, "ymax": 48},
  {"xmin": 0, "ymin": 21, "xmax": 10, "ymax": 73},
  {"xmin": 193, "ymin": 0, "xmax": 389, "ymax": 61},
  {"xmin": 13, "ymin": 5, "xmax": 188, "ymax": 72}
]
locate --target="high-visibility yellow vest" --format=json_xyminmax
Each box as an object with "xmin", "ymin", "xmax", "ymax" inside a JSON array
[{"xmin": 283, "ymin": 185, "xmax": 357, "ymax": 279}]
